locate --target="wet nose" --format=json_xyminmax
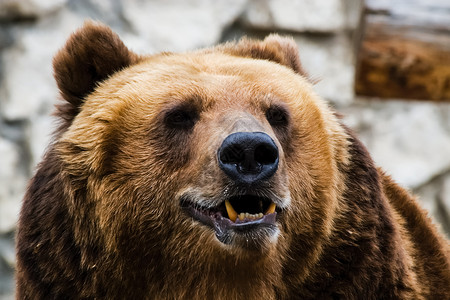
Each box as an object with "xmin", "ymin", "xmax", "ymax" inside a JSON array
[{"xmin": 218, "ymin": 132, "xmax": 279, "ymax": 185}]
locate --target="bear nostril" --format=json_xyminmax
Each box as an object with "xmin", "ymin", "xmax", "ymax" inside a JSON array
[
  {"xmin": 218, "ymin": 132, "xmax": 279, "ymax": 185},
  {"xmin": 255, "ymin": 144, "xmax": 278, "ymax": 165},
  {"xmin": 220, "ymin": 144, "xmax": 245, "ymax": 165}
]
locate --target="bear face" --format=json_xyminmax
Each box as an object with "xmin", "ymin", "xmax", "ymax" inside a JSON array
[
  {"xmin": 16, "ymin": 22, "xmax": 450, "ymax": 299},
  {"xmin": 56, "ymin": 27, "xmax": 345, "ymax": 257}
]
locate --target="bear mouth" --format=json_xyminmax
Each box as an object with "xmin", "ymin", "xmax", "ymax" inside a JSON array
[{"xmin": 180, "ymin": 194, "xmax": 280, "ymax": 247}]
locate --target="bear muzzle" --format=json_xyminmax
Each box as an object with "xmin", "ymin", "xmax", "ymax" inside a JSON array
[{"xmin": 179, "ymin": 132, "xmax": 287, "ymax": 248}]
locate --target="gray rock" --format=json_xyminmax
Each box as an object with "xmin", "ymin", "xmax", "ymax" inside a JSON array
[
  {"xmin": 0, "ymin": 234, "xmax": 15, "ymax": 273},
  {"xmin": 342, "ymin": 0, "xmax": 363, "ymax": 30},
  {"xmin": 342, "ymin": 100, "xmax": 450, "ymax": 189},
  {"xmin": 0, "ymin": 232, "xmax": 15, "ymax": 299},
  {"xmin": 0, "ymin": 38, "xmax": 56, "ymax": 121},
  {"xmin": 66, "ymin": 0, "xmax": 125, "ymax": 28},
  {"xmin": 121, "ymin": 0, "xmax": 248, "ymax": 52},
  {"xmin": 414, "ymin": 178, "xmax": 441, "ymax": 223},
  {"xmin": 0, "ymin": 138, "xmax": 26, "ymax": 233},
  {"xmin": 413, "ymin": 171, "xmax": 450, "ymax": 238},
  {"xmin": 241, "ymin": 0, "xmax": 346, "ymax": 32},
  {"xmin": 442, "ymin": 176, "xmax": 450, "ymax": 215},
  {"xmin": 0, "ymin": 10, "xmax": 84, "ymax": 121},
  {"xmin": 293, "ymin": 33, "xmax": 355, "ymax": 106},
  {"xmin": 28, "ymin": 115, "xmax": 54, "ymax": 170},
  {"xmin": 0, "ymin": 0, "xmax": 67, "ymax": 20},
  {"xmin": 440, "ymin": 175, "xmax": 450, "ymax": 235}
]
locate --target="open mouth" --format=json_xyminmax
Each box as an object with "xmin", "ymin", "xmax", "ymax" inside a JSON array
[
  {"xmin": 180, "ymin": 194, "xmax": 280, "ymax": 246},
  {"xmin": 181, "ymin": 194, "xmax": 277, "ymax": 224}
]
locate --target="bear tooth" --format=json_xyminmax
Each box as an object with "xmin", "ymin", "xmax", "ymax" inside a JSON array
[
  {"xmin": 225, "ymin": 200, "xmax": 238, "ymax": 222},
  {"xmin": 266, "ymin": 203, "xmax": 276, "ymax": 214},
  {"xmin": 235, "ymin": 212, "xmax": 266, "ymax": 221}
]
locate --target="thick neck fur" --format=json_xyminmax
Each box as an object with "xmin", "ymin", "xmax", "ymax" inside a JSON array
[
  {"xmin": 89, "ymin": 226, "xmax": 287, "ymax": 299},
  {"xmin": 147, "ymin": 251, "xmax": 284, "ymax": 299}
]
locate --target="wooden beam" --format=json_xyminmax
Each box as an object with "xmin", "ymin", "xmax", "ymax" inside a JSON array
[{"xmin": 355, "ymin": 0, "xmax": 450, "ymax": 101}]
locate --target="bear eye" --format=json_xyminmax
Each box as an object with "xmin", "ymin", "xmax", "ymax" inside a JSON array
[
  {"xmin": 164, "ymin": 104, "xmax": 199, "ymax": 129},
  {"xmin": 266, "ymin": 105, "xmax": 289, "ymax": 128}
]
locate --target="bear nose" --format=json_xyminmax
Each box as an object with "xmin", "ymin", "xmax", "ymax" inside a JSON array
[{"xmin": 218, "ymin": 132, "xmax": 279, "ymax": 185}]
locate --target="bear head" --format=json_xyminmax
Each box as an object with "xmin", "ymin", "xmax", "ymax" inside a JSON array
[{"xmin": 20, "ymin": 21, "xmax": 353, "ymax": 298}]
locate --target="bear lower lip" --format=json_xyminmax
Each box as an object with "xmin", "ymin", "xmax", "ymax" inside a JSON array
[
  {"xmin": 213, "ymin": 213, "xmax": 277, "ymax": 233},
  {"xmin": 180, "ymin": 195, "xmax": 279, "ymax": 244}
]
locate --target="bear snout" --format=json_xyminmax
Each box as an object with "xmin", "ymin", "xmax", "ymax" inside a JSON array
[{"xmin": 217, "ymin": 132, "xmax": 279, "ymax": 185}]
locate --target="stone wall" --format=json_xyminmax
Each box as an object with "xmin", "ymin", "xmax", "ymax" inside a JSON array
[{"xmin": 0, "ymin": 0, "xmax": 449, "ymax": 297}]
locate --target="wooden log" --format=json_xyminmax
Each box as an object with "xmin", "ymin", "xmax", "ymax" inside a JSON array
[{"xmin": 354, "ymin": 0, "xmax": 450, "ymax": 101}]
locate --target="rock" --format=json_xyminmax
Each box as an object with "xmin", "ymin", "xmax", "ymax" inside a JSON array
[
  {"xmin": 28, "ymin": 115, "xmax": 54, "ymax": 170},
  {"xmin": 0, "ymin": 234, "xmax": 15, "ymax": 270},
  {"xmin": 414, "ymin": 178, "xmax": 441, "ymax": 222},
  {"xmin": 0, "ymin": 37, "xmax": 56, "ymax": 121},
  {"xmin": 342, "ymin": 100, "xmax": 450, "ymax": 189},
  {"xmin": 0, "ymin": 233, "xmax": 15, "ymax": 298},
  {"xmin": 413, "ymin": 171, "xmax": 450, "ymax": 238},
  {"xmin": 0, "ymin": 26, "xmax": 14, "ymax": 53},
  {"xmin": 440, "ymin": 175, "xmax": 450, "ymax": 235},
  {"xmin": 342, "ymin": 0, "xmax": 363, "ymax": 30},
  {"xmin": 293, "ymin": 33, "xmax": 355, "ymax": 106},
  {"xmin": 442, "ymin": 176, "xmax": 450, "ymax": 215},
  {"xmin": 241, "ymin": 0, "xmax": 346, "ymax": 32},
  {"xmin": 0, "ymin": 9, "xmax": 86, "ymax": 121},
  {"xmin": 121, "ymin": 0, "xmax": 249, "ymax": 52},
  {"xmin": 65, "ymin": 0, "xmax": 129, "ymax": 30},
  {"xmin": 0, "ymin": 0, "xmax": 67, "ymax": 20},
  {"xmin": 0, "ymin": 138, "xmax": 26, "ymax": 233}
]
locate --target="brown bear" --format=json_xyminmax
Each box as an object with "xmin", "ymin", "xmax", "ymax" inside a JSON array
[{"xmin": 16, "ymin": 21, "xmax": 450, "ymax": 299}]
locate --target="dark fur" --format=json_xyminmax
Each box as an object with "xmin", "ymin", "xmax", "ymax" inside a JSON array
[
  {"xmin": 282, "ymin": 132, "xmax": 415, "ymax": 299},
  {"xmin": 16, "ymin": 22, "xmax": 450, "ymax": 299}
]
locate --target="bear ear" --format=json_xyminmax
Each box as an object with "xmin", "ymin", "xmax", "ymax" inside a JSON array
[
  {"xmin": 220, "ymin": 34, "xmax": 310, "ymax": 79},
  {"xmin": 53, "ymin": 21, "xmax": 140, "ymax": 120}
]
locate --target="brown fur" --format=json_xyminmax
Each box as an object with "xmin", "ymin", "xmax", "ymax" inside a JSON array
[{"xmin": 16, "ymin": 21, "xmax": 450, "ymax": 299}]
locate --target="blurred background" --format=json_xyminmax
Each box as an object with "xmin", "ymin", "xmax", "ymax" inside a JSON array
[{"xmin": 0, "ymin": 0, "xmax": 449, "ymax": 298}]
